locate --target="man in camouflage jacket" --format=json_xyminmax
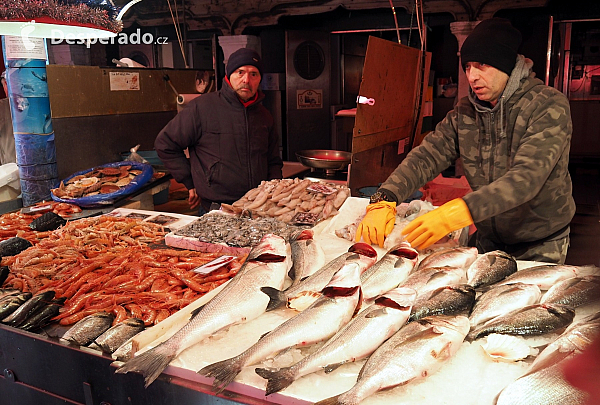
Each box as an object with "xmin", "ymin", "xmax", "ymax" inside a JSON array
[{"xmin": 357, "ymin": 18, "xmax": 575, "ymax": 264}]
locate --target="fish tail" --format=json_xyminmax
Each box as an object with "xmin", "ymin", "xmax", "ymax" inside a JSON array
[
  {"xmin": 255, "ymin": 366, "xmax": 296, "ymax": 395},
  {"xmin": 114, "ymin": 343, "xmax": 176, "ymax": 388},
  {"xmin": 260, "ymin": 286, "xmax": 286, "ymax": 311},
  {"xmin": 314, "ymin": 394, "xmax": 343, "ymax": 405},
  {"xmin": 198, "ymin": 356, "xmax": 244, "ymax": 394}
]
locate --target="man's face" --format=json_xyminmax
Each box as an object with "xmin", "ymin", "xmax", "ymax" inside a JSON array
[
  {"xmin": 465, "ymin": 62, "xmax": 509, "ymax": 106},
  {"xmin": 229, "ymin": 65, "xmax": 261, "ymax": 101}
]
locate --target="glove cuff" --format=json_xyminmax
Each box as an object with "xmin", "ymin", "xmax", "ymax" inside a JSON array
[{"xmin": 443, "ymin": 198, "xmax": 474, "ymax": 229}]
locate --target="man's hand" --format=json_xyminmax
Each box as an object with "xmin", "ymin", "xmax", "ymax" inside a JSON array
[
  {"xmin": 402, "ymin": 198, "xmax": 473, "ymax": 250},
  {"xmin": 355, "ymin": 201, "xmax": 396, "ymax": 247},
  {"xmin": 188, "ymin": 188, "xmax": 200, "ymax": 210}
]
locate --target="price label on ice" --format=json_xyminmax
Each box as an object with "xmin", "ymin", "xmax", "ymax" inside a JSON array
[{"xmin": 193, "ymin": 255, "xmax": 237, "ymax": 275}]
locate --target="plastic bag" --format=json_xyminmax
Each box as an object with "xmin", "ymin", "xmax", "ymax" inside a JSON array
[{"xmin": 125, "ymin": 144, "xmax": 149, "ymax": 164}]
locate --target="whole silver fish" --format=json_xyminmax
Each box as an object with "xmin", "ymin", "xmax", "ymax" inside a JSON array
[
  {"xmin": 60, "ymin": 311, "xmax": 115, "ymax": 346},
  {"xmin": 2, "ymin": 290, "xmax": 55, "ymax": 327},
  {"xmin": 255, "ymin": 287, "xmax": 417, "ymax": 395},
  {"xmin": 361, "ymin": 242, "xmax": 419, "ymax": 301},
  {"xmin": 467, "ymin": 250, "xmax": 517, "ymax": 288},
  {"xmin": 399, "ymin": 265, "xmax": 466, "ymax": 298},
  {"xmin": 469, "ymin": 282, "xmax": 542, "ymax": 328},
  {"xmin": 469, "ymin": 303, "xmax": 575, "ymax": 340},
  {"xmin": 288, "ymin": 229, "xmax": 325, "ymax": 287},
  {"xmin": 417, "ymin": 247, "xmax": 478, "ymax": 271},
  {"xmin": 198, "ymin": 263, "xmax": 363, "ymax": 394},
  {"xmin": 115, "ymin": 234, "xmax": 290, "ymax": 387},
  {"xmin": 496, "ymin": 265, "xmax": 600, "ymax": 290},
  {"xmin": 494, "ymin": 362, "xmax": 588, "ymax": 405},
  {"xmin": 409, "ymin": 284, "xmax": 476, "ymax": 322},
  {"xmin": 90, "ymin": 318, "xmax": 146, "ymax": 354},
  {"xmin": 261, "ymin": 242, "xmax": 377, "ymax": 312},
  {"xmin": 315, "ymin": 315, "xmax": 470, "ymax": 405},
  {"xmin": 540, "ymin": 275, "xmax": 600, "ymax": 309}
]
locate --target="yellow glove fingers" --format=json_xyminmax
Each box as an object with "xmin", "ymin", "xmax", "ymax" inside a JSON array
[
  {"xmin": 364, "ymin": 226, "xmax": 375, "ymax": 246},
  {"xmin": 376, "ymin": 226, "xmax": 385, "ymax": 248},
  {"xmin": 355, "ymin": 223, "xmax": 364, "ymax": 243},
  {"xmin": 384, "ymin": 217, "xmax": 395, "ymax": 237},
  {"xmin": 401, "ymin": 218, "xmax": 421, "ymax": 236}
]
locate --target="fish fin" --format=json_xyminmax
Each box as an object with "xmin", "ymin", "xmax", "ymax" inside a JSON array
[
  {"xmin": 323, "ymin": 361, "xmax": 346, "ymax": 373},
  {"xmin": 314, "ymin": 394, "xmax": 343, "ymax": 405},
  {"xmin": 115, "ymin": 343, "xmax": 176, "ymax": 388},
  {"xmin": 189, "ymin": 304, "xmax": 206, "ymax": 320},
  {"xmin": 288, "ymin": 266, "xmax": 296, "ymax": 282},
  {"xmin": 260, "ymin": 287, "xmax": 286, "ymax": 311},
  {"xmin": 198, "ymin": 357, "xmax": 244, "ymax": 394},
  {"xmin": 394, "ymin": 327, "xmax": 442, "ymax": 349},
  {"xmin": 258, "ymin": 331, "xmax": 272, "ymax": 341},
  {"xmin": 255, "ymin": 367, "xmax": 296, "ymax": 395}
]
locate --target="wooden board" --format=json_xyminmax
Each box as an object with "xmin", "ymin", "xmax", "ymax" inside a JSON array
[
  {"xmin": 352, "ymin": 37, "xmax": 431, "ymax": 154},
  {"xmin": 47, "ymin": 65, "xmax": 201, "ymax": 118}
]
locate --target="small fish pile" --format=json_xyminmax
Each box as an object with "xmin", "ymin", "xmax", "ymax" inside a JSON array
[
  {"xmin": 173, "ymin": 212, "xmax": 307, "ymax": 248},
  {"xmin": 51, "ymin": 164, "xmax": 145, "ymax": 199},
  {"xmin": 221, "ymin": 178, "xmax": 351, "ymax": 226},
  {"xmin": 0, "ymin": 290, "xmax": 65, "ymax": 332},
  {"xmin": 0, "ymin": 201, "xmax": 81, "ymax": 244}
]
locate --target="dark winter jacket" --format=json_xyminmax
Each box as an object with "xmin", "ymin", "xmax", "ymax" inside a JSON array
[
  {"xmin": 155, "ymin": 82, "xmax": 283, "ymax": 204},
  {"xmin": 380, "ymin": 55, "xmax": 575, "ymax": 245}
]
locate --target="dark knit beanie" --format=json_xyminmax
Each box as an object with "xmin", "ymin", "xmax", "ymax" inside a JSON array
[
  {"xmin": 460, "ymin": 18, "xmax": 522, "ymax": 76},
  {"xmin": 226, "ymin": 48, "xmax": 263, "ymax": 79}
]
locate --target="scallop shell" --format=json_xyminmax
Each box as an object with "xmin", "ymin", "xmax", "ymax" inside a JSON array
[
  {"xmin": 116, "ymin": 177, "xmax": 131, "ymax": 187},
  {"xmin": 72, "ymin": 177, "xmax": 99, "ymax": 188},
  {"xmin": 99, "ymin": 167, "xmax": 122, "ymax": 176},
  {"xmin": 100, "ymin": 184, "xmax": 120, "ymax": 194},
  {"xmin": 481, "ymin": 334, "xmax": 534, "ymax": 362},
  {"xmin": 66, "ymin": 174, "xmax": 86, "ymax": 184},
  {"xmin": 129, "ymin": 170, "xmax": 142, "ymax": 176}
]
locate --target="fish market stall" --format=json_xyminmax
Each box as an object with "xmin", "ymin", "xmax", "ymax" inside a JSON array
[{"xmin": 1, "ymin": 197, "xmax": 599, "ymax": 405}]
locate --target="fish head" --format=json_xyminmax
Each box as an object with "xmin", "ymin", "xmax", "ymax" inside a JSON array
[
  {"xmin": 419, "ymin": 315, "xmax": 471, "ymax": 338},
  {"xmin": 247, "ymin": 234, "xmax": 288, "ymax": 263},
  {"xmin": 290, "ymin": 229, "xmax": 314, "ymax": 242},
  {"xmin": 348, "ymin": 243, "xmax": 378, "ymax": 272},
  {"xmin": 388, "ymin": 243, "xmax": 419, "ymax": 265},
  {"xmin": 375, "ymin": 287, "xmax": 417, "ymax": 310}
]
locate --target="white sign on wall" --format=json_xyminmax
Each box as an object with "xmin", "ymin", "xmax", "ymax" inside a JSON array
[{"xmin": 109, "ymin": 71, "xmax": 140, "ymax": 91}]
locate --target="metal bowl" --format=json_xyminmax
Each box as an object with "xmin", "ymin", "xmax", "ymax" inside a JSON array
[{"xmin": 295, "ymin": 149, "xmax": 352, "ymax": 170}]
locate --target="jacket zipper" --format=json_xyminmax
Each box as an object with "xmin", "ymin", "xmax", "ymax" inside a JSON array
[
  {"xmin": 245, "ymin": 108, "xmax": 253, "ymax": 187},
  {"xmin": 488, "ymin": 111, "xmax": 502, "ymax": 242}
]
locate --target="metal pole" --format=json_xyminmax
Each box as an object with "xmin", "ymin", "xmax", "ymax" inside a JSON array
[
  {"xmin": 1, "ymin": 35, "xmax": 58, "ymax": 206},
  {"xmin": 545, "ymin": 15, "xmax": 553, "ymax": 86}
]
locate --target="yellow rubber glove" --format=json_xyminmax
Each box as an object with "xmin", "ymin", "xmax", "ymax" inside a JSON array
[
  {"xmin": 402, "ymin": 198, "xmax": 473, "ymax": 250},
  {"xmin": 355, "ymin": 201, "xmax": 397, "ymax": 247}
]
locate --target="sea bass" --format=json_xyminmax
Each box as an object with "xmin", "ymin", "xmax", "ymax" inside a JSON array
[
  {"xmin": 288, "ymin": 229, "xmax": 325, "ymax": 287},
  {"xmin": 360, "ymin": 242, "xmax": 419, "ymax": 302},
  {"xmin": 115, "ymin": 234, "xmax": 290, "ymax": 387},
  {"xmin": 398, "ymin": 266, "xmax": 466, "ymax": 298},
  {"xmin": 469, "ymin": 303, "xmax": 575, "ymax": 340},
  {"xmin": 90, "ymin": 317, "xmax": 146, "ymax": 354},
  {"xmin": 262, "ymin": 242, "xmax": 376, "ymax": 312},
  {"xmin": 494, "ymin": 362, "xmax": 588, "ymax": 405},
  {"xmin": 496, "ymin": 264, "xmax": 600, "ymax": 290},
  {"xmin": 417, "ymin": 247, "xmax": 478, "ymax": 271},
  {"xmin": 315, "ymin": 315, "xmax": 470, "ymax": 405},
  {"xmin": 409, "ymin": 284, "xmax": 476, "ymax": 322},
  {"xmin": 469, "ymin": 283, "xmax": 542, "ymax": 328},
  {"xmin": 198, "ymin": 262, "xmax": 363, "ymax": 394},
  {"xmin": 467, "ymin": 250, "xmax": 517, "ymax": 289},
  {"xmin": 255, "ymin": 287, "xmax": 417, "ymax": 395},
  {"xmin": 60, "ymin": 311, "xmax": 115, "ymax": 346},
  {"xmin": 540, "ymin": 275, "xmax": 600, "ymax": 309}
]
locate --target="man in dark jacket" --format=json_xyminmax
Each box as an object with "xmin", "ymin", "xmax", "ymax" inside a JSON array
[
  {"xmin": 356, "ymin": 18, "xmax": 575, "ymax": 264},
  {"xmin": 155, "ymin": 48, "xmax": 283, "ymax": 214}
]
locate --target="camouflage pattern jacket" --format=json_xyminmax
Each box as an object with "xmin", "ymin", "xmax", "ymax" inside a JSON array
[{"xmin": 380, "ymin": 55, "xmax": 576, "ymax": 245}]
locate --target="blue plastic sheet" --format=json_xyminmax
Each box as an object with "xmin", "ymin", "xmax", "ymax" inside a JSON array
[{"xmin": 51, "ymin": 161, "xmax": 153, "ymax": 208}]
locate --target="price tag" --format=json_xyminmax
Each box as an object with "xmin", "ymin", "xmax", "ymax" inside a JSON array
[{"xmin": 193, "ymin": 255, "xmax": 237, "ymax": 275}]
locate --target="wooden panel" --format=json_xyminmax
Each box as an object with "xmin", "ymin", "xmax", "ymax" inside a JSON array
[
  {"xmin": 47, "ymin": 65, "xmax": 200, "ymax": 118},
  {"xmin": 352, "ymin": 36, "xmax": 431, "ymax": 154}
]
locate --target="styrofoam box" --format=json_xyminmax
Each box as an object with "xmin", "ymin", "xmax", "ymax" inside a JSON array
[{"xmin": 0, "ymin": 163, "xmax": 20, "ymax": 202}]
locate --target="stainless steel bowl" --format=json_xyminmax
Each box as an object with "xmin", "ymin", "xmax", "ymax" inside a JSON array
[{"xmin": 295, "ymin": 149, "xmax": 352, "ymax": 170}]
